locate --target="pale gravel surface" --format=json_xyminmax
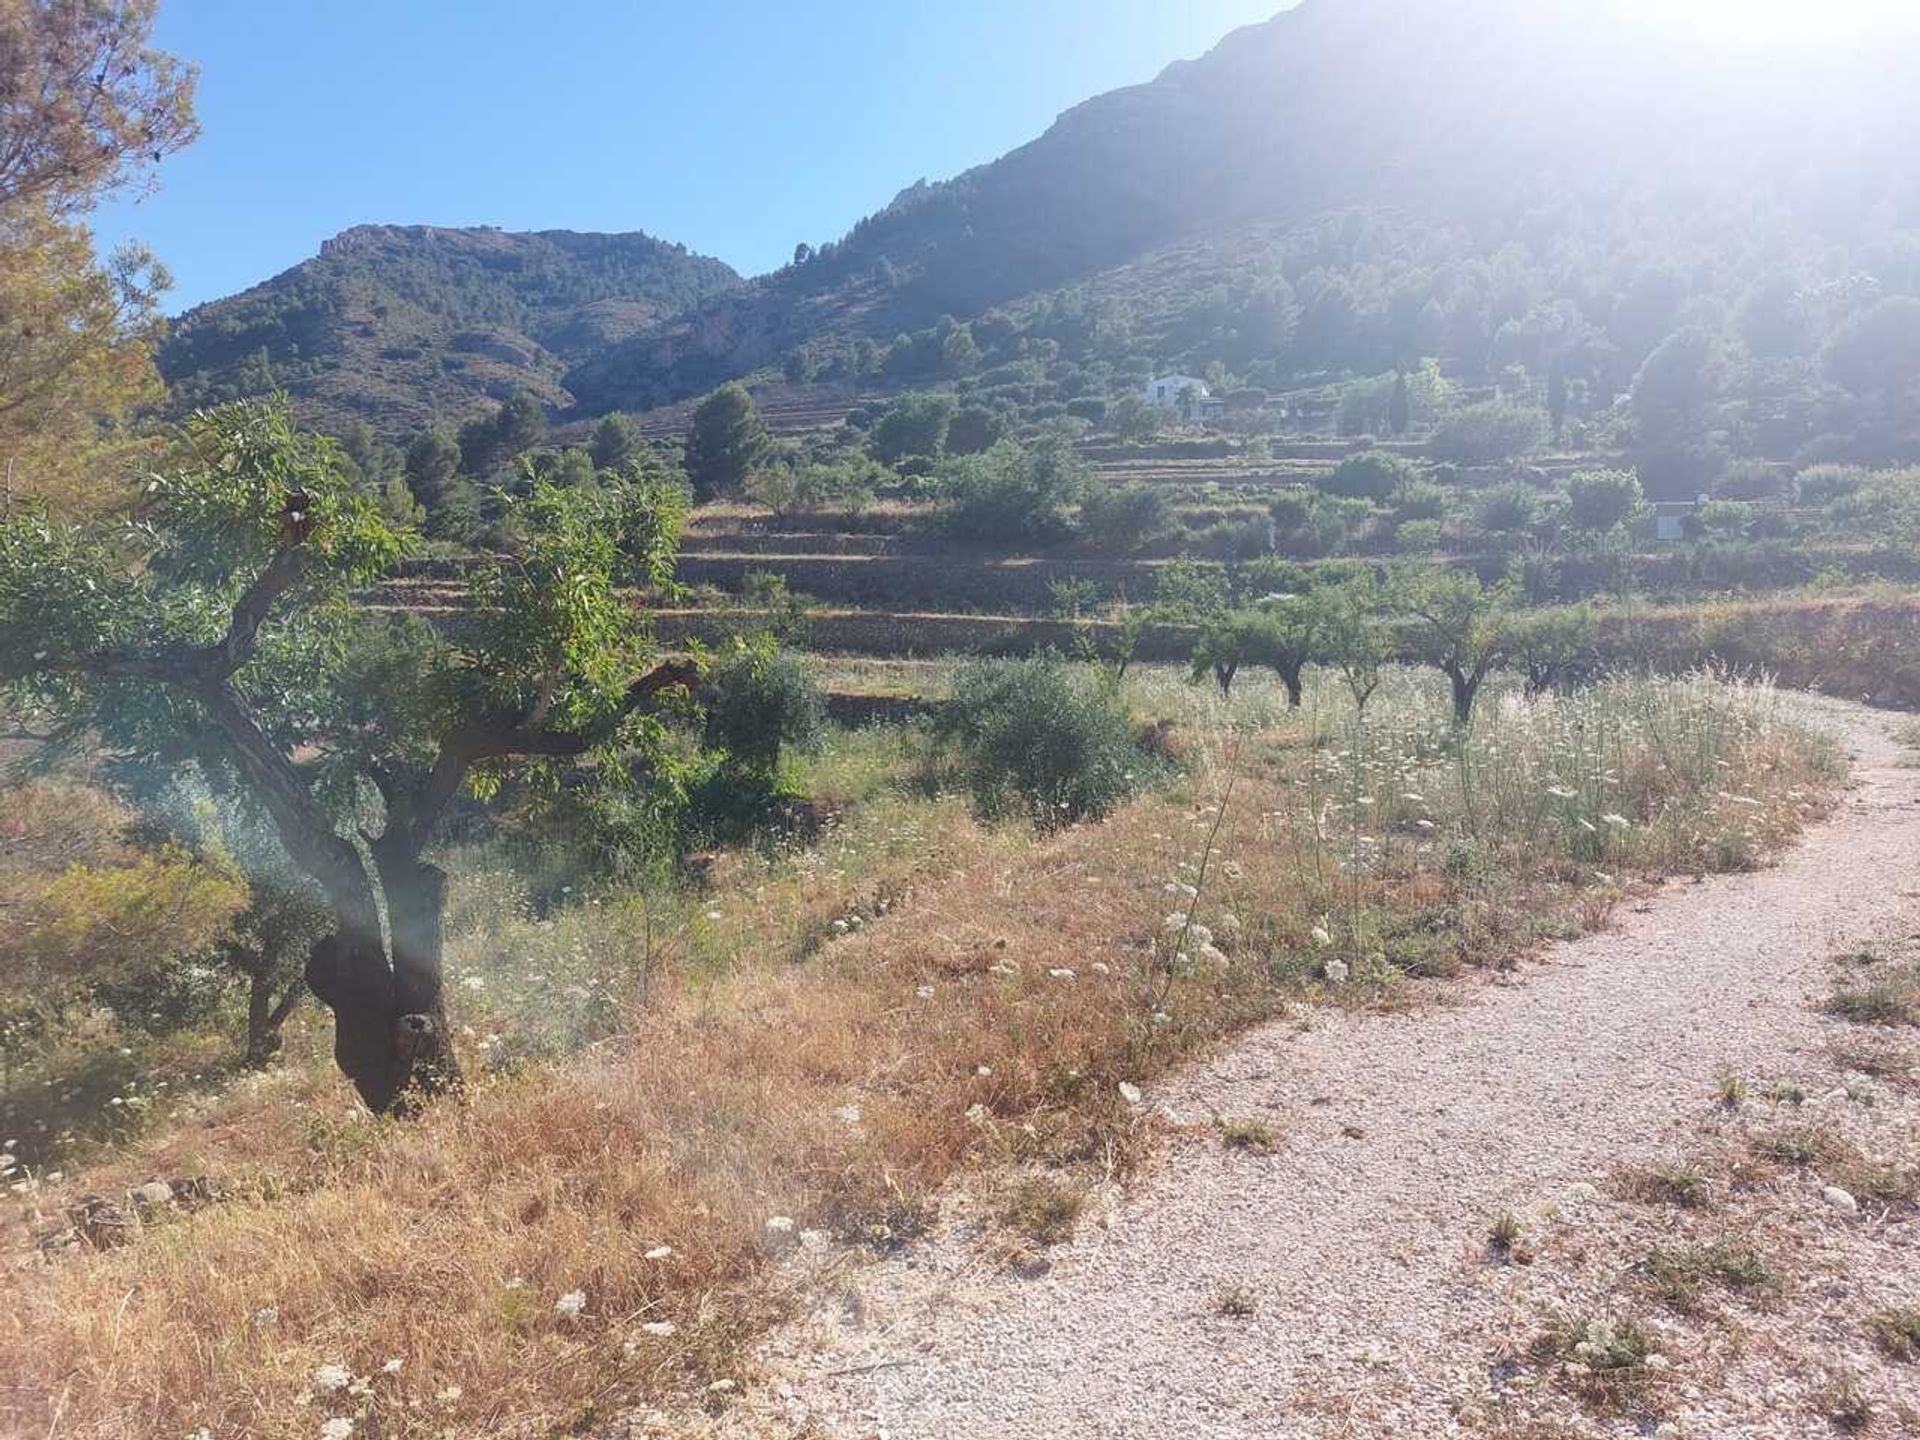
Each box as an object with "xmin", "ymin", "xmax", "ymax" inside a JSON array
[{"xmin": 728, "ymin": 697, "xmax": 1920, "ymax": 1440}]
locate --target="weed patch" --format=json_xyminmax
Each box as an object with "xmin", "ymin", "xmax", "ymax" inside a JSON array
[{"xmin": 1869, "ymin": 1307, "xmax": 1920, "ymax": 1362}]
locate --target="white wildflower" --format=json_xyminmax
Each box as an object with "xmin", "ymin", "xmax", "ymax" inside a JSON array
[
  {"xmin": 975, "ymin": 1065, "xmax": 993, "ymax": 1077},
  {"xmin": 915, "ymin": 984, "xmax": 935, "ymax": 999},
  {"xmin": 1311, "ymin": 925, "xmax": 1333, "ymax": 948},
  {"xmin": 644, "ymin": 1245, "xmax": 674, "ymax": 1261},
  {"xmin": 1187, "ymin": 923, "xmax": 1213, "ymax": 948},
  {"xmin": 1163, "ymin": 912, "xmax": 1190, "ymax": 932},
  {"xmin": 1323, "ymin": 958, "xmax": 1350, "ymax": 985},
  {"xmin": 765, "ymin": 1215, "xmax": 796, "ymax": 1234},
  {"xmin": 252, "ymin": 1306, "xmax": 278, "ymax": 1327},
  {"xmin": 320, "ymin": 1420, "xmax": 353, "ymax": 1440},
  {"xmin": 461, "ymin": 975, "xmax": 485, "ymax": 991},
  {"xmin": 1199, "ymin": 943, "xmax": 1230, "ymax": 970},
  {"xmin": 836, "ymin": 1104, "xmax": 863, "ymax": 1126},
  {"xmin": 435, "ymin": 1386, "xmax": 463, "ymax": 1403},
  {"xmin": 554, "ymin": 1290, "xmax": 587, "ymax": 1318},
  {"xmin": 639, "ymin": 1320, "xmax": 678, "ymax": 1337},
  {"xmin": 311, "ymin": 1364, "xmax": 352, "ymax": 1394},
  {"xmin": 381, "ymin": 1358, "xmax": 403, "ymax": 1375},
  {"xmin": 1117, "ymin": 1081, "xmax": 1144, "ymax": 1106},
  {"xmin": 965, "ymin": 1103, "xmax": 992, "ymax": 1125}
]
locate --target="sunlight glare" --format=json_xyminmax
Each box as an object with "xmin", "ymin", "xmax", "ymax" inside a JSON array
[{"xmin": 1614, "ymin": 0, "xmax": 1919, "ymax": 47}]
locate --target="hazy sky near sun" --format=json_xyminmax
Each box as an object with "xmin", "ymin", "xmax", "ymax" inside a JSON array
[{"xmin": 90, "ymin": 1, "xmax": 1292, "ymax": 314}]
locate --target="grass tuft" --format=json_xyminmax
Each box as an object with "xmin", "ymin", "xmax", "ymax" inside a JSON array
[
  {"xmin": 998, "ymin": 1177, "xmax": 1086, "ymax": 1247},
  {"xmin": 1868, "ymin": 1307, "xmax": 1920, "ymax": 1362},
  {"xmin": 1615, "ymin": 1159, "xmax": 1713, "ymax": 1210},
  {"xmin": 1218, "ymin": 1117, "xmax": 1277, "ymax": 1153},
  {"xmin": 1642, "ymin": 1241, "xmax": 1781, "ymax": 1312}
]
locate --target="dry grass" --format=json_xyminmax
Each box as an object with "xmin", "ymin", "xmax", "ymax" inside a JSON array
[
  {"xmin": 0, "ymin": 672, "xmax": 1844, "ymax": 1439},
  {"xmin": 1826, "ymin": 966, "xmax": 1920, "ymax": 1028},
  {"xmin": 1614, "ymin": 1158, "xmax": 1715, "ymax": 1210}
]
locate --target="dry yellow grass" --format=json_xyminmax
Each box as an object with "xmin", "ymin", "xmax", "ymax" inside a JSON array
[{"xmin": 2, "ymin": 674, "xmax": 1842, "ymax": 1439}]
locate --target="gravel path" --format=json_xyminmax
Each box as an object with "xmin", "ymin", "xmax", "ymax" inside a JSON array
[{"xmin": 752, "ymin": 699, "xmax": 1920, "ymax": 1440}]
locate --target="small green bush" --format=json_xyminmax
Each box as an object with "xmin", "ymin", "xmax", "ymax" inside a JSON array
[
  {"xmin": 927, "ymin": 654, "xmax": 1152, "ymax": 829},
  {"xmin": 1430, "ymin": 401, "xmax": 1549, "ymax": 466},
  {"xmin": 936, "ymin": 436, "xmax": 1090, "ymax": 543},
  {"xmin": 1080, "ymin": 480, "xmax": 1173, "ymax": 554},
  {"xmin": 701, "ymin": 638, "xmax": 828, "ymax": 772},
  {"xmin": 1566, "ymin": 468, "xmax": 1646, "ymax": 532},
  {"xmin": 1319, "ymin": 450, "xmax": 1418, "ymax": 502},
  {"xmin": 1797, "ymin": 464, "xmax": 1868, "ymax": 506},
  {"xmin": 1390, "ymin": 479, "xmax": 1452, "ymax": 523}
]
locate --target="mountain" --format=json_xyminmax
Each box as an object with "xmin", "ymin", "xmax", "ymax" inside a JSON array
[
  {"xmin": 564, "ymin": 0, "xmax": 1920, "ymax": 412},
  {"xmin": 162, "ymin": 0, "xmax": 1920, "ymax": 444},
  {"xmin": 157, "ymin": 225, "xmax": 742, "ymax": 434}
]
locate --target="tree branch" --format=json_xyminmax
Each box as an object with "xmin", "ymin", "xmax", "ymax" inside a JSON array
[
  {"xmin": 205, "ymin": 540, "xmax": 310, "ymax": 680},
  {"xmin": 398, "ymin": 657, "xmax": 699, "ymax": 855}
]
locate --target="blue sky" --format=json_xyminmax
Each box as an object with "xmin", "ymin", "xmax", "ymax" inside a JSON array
[{"xmin": 92, "ymin": 1, "xmax": 1291, "ymax": 314}]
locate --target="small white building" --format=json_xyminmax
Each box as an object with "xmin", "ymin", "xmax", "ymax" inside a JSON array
[{"xmin": 1143, "ymin": 375, "xmax": 1211, "ymax": 413}]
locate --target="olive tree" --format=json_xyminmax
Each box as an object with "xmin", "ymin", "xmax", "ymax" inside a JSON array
[{"xmin": 0, "ymin": 401, "xmax": 696, "ymax": 1113}]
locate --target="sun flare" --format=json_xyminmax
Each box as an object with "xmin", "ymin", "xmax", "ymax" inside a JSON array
[{"xmin": 1614, "ymin": 0, "xmax": 1919, "ymax": 45}]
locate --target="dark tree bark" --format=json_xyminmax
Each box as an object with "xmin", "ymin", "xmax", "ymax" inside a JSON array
[
  {"xmin": 1446, "ymin": 659, "xmax": 1497, "ymax": 726},
  {"xmin": 1274, "ymin": 662, "xmax": 1305, "ymax": 708},
  {"xmin": 242, "ymin": 969, "xmax": 303, "ymax": 1068}
]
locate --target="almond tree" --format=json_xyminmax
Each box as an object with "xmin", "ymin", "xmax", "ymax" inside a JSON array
[
  {"xmin": 0, "ymin": 401, "xmax": 696, "ymax": 1113},
  {"xmin": 1397, "ymin": 569, "xmax": 1515, "ymax": 725}
]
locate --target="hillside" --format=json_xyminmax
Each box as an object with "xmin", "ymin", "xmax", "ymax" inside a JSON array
[
  {"xmin": 157, "ymin": 224, "xmax": 742, "ymax": 434},
  {"xmin": 566, "ymin": 0, "xmax": 1920, "ymax": 413},
  {"xmin": 159, "ymin": 0, "xmax": 1920, "ymax": 442}
]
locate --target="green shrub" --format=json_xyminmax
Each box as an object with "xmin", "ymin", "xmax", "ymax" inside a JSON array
[
  {"xmin": 936, "ymin": 436, "xmax": 1090, "ymax": 543},
  {"xmin": 701, "ymin": 638, "xmax": 828, "ymax": 772},
  {"xmin": 1390, "ymin": 480, "xmax": 1452, "ymax": 523},
  {"xmin": 1566, "ymin": 468, "xmax": 1646, "ymax": 532},
  {"xmin": 1430, "ymin": 400, "xmax": 1549, "ymax": 466},
  {"xmin": 946, "ymin": 405, "xmax": 1008, "ymax": 456},
  {"xmin": 926, "ymin": 654, "xmax": 1151, "ymax": 829},
  {"xmin": 1472, "ymin": 480, "xmax": 1549, "ymax": 536},
  {"xmin": 870, "ymin": 392, "xmax": 956, "ymax": 464},
  {"xmin": 1319, "ymin": 450, "xmax": 1418, "ymax": 502},
  {"xmin": 1080, "ymin": 480, "xmax": 1173, "ymax": 553},
  {"xmin": 1715, "ymin": 459, "xmax": 1793, "ymax": 502},
  {"xmin": 1394, "ymin": 517, "xmax": 1445, "ymax": 552},
  {"xmin": 1797, "ymin": 464, "xmax": 1868, "ymax": 506}
]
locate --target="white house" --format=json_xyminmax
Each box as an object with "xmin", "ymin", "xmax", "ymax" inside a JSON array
[{"xmin": 1143, "ymin": 375, "xmax": 1211, "ymax": 415}]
